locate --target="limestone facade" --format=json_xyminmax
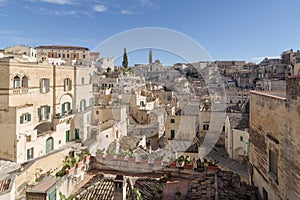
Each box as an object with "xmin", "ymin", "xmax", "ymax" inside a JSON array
[
  {"xmin": 0, "ymin": 54, "xmax": 93, "ymax": 163},
  {"xmin": 249, "ymin": 76, "xmax": 300, "ymax": 200}
]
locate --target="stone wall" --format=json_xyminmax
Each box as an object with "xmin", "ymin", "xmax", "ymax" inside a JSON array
[{"xmin": 250, "ymin": 79, "xmax": 300, "ymax": 200}]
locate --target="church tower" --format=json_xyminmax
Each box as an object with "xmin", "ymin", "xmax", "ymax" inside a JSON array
[{"xmin": 149, "ymin": 48, "xmax": 153, "ymax": 64}]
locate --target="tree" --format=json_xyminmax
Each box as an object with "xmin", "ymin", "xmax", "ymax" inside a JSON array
[{"xmin": 122, "ymin": 48, "xmax": 128, "ymax": 68}]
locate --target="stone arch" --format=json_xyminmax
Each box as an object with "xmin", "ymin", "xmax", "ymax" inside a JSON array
[
  {"xmin": 234, "ymin": 147, "xmax": 244, "ymax": 160},
  {"xmin": 13, "ymin": 75, "xmax": 21, "ymax": 88},
  {"xmin": 22, "ymin": 76, "xmax": 28, "ymax": 88},
  {"xmin": 46, "ymin": 137, "xmax": 54, "ymax": 154}
]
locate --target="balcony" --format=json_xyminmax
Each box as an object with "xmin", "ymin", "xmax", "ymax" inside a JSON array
[
  {"xmin": 12, "ymin": 88, "xmax": 28, "ymax": 95},
  {"xmin": 53, "ymin": 110, "xmax": 75, "ymax": 125}
]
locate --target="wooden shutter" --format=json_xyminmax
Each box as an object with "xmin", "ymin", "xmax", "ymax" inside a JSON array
[
  {"xmin": 62, "ymin": 103, "xmax": 65, "ymax": 113},
  {"xmin": 39, "ymin": 79, "xmax": 42, "ymax": 93},
  {"xmin": 67, "ymin": 102, "xmax": 71, "ymax": 111},
  {"xmin": 28, "ymin": 114, "xmax": 31, "ymax": 122},
  {"xmin": 20, "ymin": 115, "xmax": 24, "ymax": 124}
]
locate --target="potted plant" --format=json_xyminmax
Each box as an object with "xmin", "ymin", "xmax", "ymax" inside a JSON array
[
  {"xmin": 183, "ymin": 156, "xmax": 193, "ymax": 169},
  {"xmin": 116, "ymin": 151, "xmax": 126, "ymax": 161},
  {"xmin": 63, "ymin": 154, "xmax": 76, "ymax": 175},
  {"xmin": 106, "ymin": 149, "xmax": 115, "ymax": 160},
  {"xmin": 96, "ymin": 148, "xmax": 105, "ymax": 159},
  {"xmin": 154, "ymin": 154, "xmax": 164, "ymax": 165},
  {"xmin": 55, "ymin": 170, "xmax": 64, "ymax": 177},
  {"xmin": 140, "ymin": 154, "xmax": 149, "ymax": 164},
  {"xmin": 82, "ymin": 149, "xmax": 91, "ymax": 163},
  {"xmin": 126, "ymin": 151, "xmax": 136, "ymax": 162},
  {"xmin": 76, "ymin": 158, "xmax": 84, "ymax": 168}
]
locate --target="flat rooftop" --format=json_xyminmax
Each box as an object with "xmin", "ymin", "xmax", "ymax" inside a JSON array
[
  {"xmin": 27, "ymin": 177, "xmax": 56, "ymax": 193},
  {"xmin": 35, "ymin": 45, "xmax": 89, "ymax": 51}
]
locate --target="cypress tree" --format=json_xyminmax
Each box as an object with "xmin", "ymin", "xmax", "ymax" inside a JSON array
[{"xmin": 122, "ymin": 48, "xmax": 128, "ymax": 68}]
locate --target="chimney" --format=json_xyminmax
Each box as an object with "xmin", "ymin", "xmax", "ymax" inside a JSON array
[{"xmin": 114, "ymin": 175, "xmax": 126, "ymax": 200}]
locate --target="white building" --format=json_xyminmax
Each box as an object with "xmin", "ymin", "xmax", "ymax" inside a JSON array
[{"xmin": 224, "ymin": 114, "xmax": 250, "ymax": 160}]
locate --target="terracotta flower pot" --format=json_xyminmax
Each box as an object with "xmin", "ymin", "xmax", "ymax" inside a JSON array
[
  {"xmin": 76, "ymin": 160, "xmax": 84, "ymax": 168},
  {"xmin": 66, "ymin": 166, "xmax": 75, "ymax": 175},
  {"xmin": 184, "ymin": 164, "xmax": 193, "ymax": 169},
  {"xmin": 128, "ymin": 157, "xmax": 136, "ymax": 162},
  {"xmin": 208, "ymin": 165, "xmax": 219, "ymax": 171},
  {"xmin": 116, "ymin": 156, "xmax": 125, "ymax": 161},
  {"xmin": 154, "ymin": 160, "xmax": 162, "ymax": 165},
  {"xmin": 84, "ymin": 155, "xmax": 91, "ymax": 162},
  {"xmin": 140, "ymin": 159, "xmax": 148, "ymax": 164},
  {"xmin": 96, "ymin": 154, "xmax": 103, "ymax": 159}
]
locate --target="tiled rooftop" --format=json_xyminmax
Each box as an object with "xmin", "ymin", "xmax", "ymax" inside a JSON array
[
  {"xmin": 74, "ymin": 173, "xmax": 133, "ymax": 200},
  {"xmin": 0, "ymin": 178, "xmax": 11, "ymax": 193},
  {"xmin": 187, "ymin": 171, "xmax": 257, "ymax": 200}
]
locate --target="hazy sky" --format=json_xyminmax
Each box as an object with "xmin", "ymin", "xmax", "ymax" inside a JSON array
[{"xmin": 1, "ymin": 0, "xmax": 300, "ymax": 65}]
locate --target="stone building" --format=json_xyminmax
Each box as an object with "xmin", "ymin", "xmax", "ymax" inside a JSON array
[
  {"xmin": 249, "ymin": 76, "xmax": 300, "ymax": 200},
  {"xmin": 0, "ymin": 51, "xmax": 93, "ymax": 163},
  {"xmin": 35, "ymin": 45, "xmax": 90, "ymax": 63},
  {"xmin": 224, "ymin": 114, "xmax": 249, "ymax": 160}
]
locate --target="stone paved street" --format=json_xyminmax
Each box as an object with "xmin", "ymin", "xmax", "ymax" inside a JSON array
[{"xmin": 207, "ymin": 147, "xmax": 249, "ymax": 182}]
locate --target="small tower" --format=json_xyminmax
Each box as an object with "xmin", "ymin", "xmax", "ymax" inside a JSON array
[
  {"xmin": 149, "ymin": 48, "xmax": 153, "ymax": 64},
  {"xmin": 114, "ymin": 175, "xmax": 126, "ymax": 200}
]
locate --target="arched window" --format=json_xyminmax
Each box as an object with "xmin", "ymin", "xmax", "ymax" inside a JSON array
[
  {"xmin": 13, "ymin": 76, "xmax": 21, "ymax": 88},
  {"xmin": 22, "ymin": 76, "xmax": 28, "ymax": 88}
]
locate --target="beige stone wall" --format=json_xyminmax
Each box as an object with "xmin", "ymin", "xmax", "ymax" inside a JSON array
[
  {"xmin": 250, "ymin": 89, "xmax": 300, "ymax": 199},
  {"xmin": 0, "ymin": 107, "xmax": 17, "ymax": 161},
  {"xmin": 165, "ymin": 115, "xmax": 197, "ymax": 140},
  {"xmin": 0, "ymin": 58, "xmax": 93, "ymax": 162},
  {"xmin": 15, "ymin": 148, "xmax": 69, "ymax": 195}
]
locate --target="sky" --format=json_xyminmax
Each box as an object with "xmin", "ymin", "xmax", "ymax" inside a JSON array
[{"xmin": 1, "ymin": 0, "xmax": 300, "ymax": 65}]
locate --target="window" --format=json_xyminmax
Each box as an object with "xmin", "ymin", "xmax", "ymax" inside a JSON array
[
  {"xmin": 89, "ymin": 98, "xmax": 93, "ymax": 106},
  {"xmin": 40, "ymin": 78, "xmax": 50, "ymax": 93},
  {"xmin": 63, "ymin": 54, "xmax": 65, "ymax": 58},
  {"xmin": 240, "ymin": 136, "xmax": 243, "ymax": 141},
  {"xmin": 27, "ymin": 148, "xmax": 34, "ymax": 160},
  {"xmin": 80, "ymin": 99, "xmax": 87, "ymax": 112},
  {"xmin": 20, "ymin": 113, "xmax": 31, "ymax": 124},
  {"xmin": 269, "ymin": 149, "xmax": 278, "ymax": 180},
  {"xmin": 203, "ymin": 124, "xmax": 209, "ymax": 131},
  {"xmin": 38, "ymin": 105, "xmax": 50, "ymax": 121},
  {"xmin": 96, "ymin": 110, "xmax": 99, "ymax": 114},
  {"xmin": 26, "ymin": 135, "xmax": 31, "ymax": 142},
  {"xmin": 61, "ymin": 102, "xmax": 71, "ymax": 114},
  {"xmin": 58, "ymin": 53, "xmax": 61, "ymax": 58},
  {"xmin": 83, "ymin": 54, "xmax": 86, "ymax": 59},
  {"xmin": 81, "ymin": 77, "xmax": 84, "ymax": 84},
  {"xmin": 13, "ymin": 76, "xmax": 21, "ymax": 88},
  {"xmin": 64, "ymin": 78, "xmax": 72, "ymax": 91},
  {"xmin": 171, "ymin": 130, "xmax": 175, "ymax": 139},
  {"xmin": 22, "ymin": 76, "xmax": 28, "ymax": 88},
  {"xmin": 74, "ymin": 54, "xmax": 76, "ymax": 59},
  {"xmin": 51, "ymin": 53, "xmax": 54, "ymax": 58},
  {"xmin": 170, "ymin": 119, "xmax": 175, "ymax": 123},
  {"xmin": 67, "ymin": 54, "xmax": 69, "ymax": 58},
  {"xmin": 140, "ymin": 101, "xmax": 145, "ymax": 107}
]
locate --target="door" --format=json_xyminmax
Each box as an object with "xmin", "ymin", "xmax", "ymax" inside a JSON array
[
  {"xmin": 66, "ymin": 130, "xmax": 70, "ymax": 143},
  {"xmin": 171, "ymin": 130, "xmax": 175, "ymax": 139},
  {"xmin": 48, "ymin": 188, "xmax": 56, "ymax": 200},
  {"xmin": 75, "ymin": 129, "xmax": 80, "ymax": 140},
  {"xmin": 46, "ymin": 137, "xmax": 54, "ymax": 154}
]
